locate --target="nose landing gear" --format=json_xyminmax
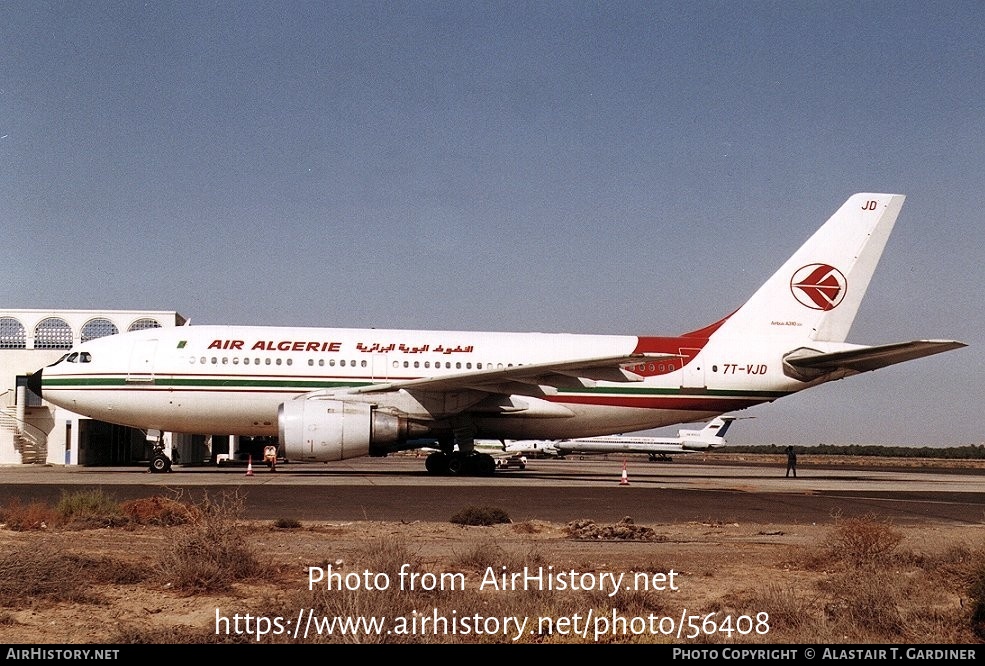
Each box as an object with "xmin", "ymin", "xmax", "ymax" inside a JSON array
[{"xmin": 149, "ymin": 442, "xmax": 172, "ymax": 473}]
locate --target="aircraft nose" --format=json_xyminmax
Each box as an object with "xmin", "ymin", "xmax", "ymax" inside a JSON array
[{"xmin": 27, "ymin": 368, "xmax": 43, "ymax": 399}]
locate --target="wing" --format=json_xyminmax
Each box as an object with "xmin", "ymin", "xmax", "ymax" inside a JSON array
[
  {"xmin": 346, "ymin": 352, "xmax": 681, "ymax": 395},
  {"xmin": 783, "ymin": 340, "xmax": 966, "ymax": 381}
]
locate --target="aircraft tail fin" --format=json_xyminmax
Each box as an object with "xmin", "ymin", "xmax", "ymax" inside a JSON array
[
  {"xmin": 702, "ymin": 416, "xmax": 735, "ymax": 440},
  {"xmin": 710, "ymin": 193, "xmax": 905, "ymax": 344},
  {"xmin": 679, "ymin": 415, "xmax": 740, "ymax": 448}
]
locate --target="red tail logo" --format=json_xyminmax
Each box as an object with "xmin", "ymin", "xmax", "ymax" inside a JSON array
[{"xmin": 790, "ymin": 264, "xmax": 847, "ymax": 311}]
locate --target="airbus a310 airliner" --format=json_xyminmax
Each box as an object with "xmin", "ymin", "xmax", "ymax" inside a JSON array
[{"xmin": 30, "ymin": 193, "xmax": 965, "ymax": 475}]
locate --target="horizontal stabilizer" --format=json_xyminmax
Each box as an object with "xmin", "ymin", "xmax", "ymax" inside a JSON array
[{"xmin": 783, "ymin": 340, "xmax": 966, "ymax": 381}]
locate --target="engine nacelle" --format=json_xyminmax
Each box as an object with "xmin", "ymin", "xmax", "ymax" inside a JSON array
[{"xmin": 278, "ymin": 399, "xmax": 417, "ymax": 462}]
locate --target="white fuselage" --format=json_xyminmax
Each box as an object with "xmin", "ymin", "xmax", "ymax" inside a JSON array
[{"xmin": 38, "ymin": 323, "xmax": 800, "ymax": 440}]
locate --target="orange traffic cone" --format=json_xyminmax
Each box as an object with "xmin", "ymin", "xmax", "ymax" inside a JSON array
[
  {"xmin": 619, "ymin": 460, "xmax": 630, "ymax": 485},
  {"xmin": 246, "ymin": 455, "xmax": 255, "ymax": 477}
]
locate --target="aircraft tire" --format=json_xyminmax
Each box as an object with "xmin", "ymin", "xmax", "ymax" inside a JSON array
[
  {"xmin": 424, "ymin": 451, "xmax": 449, "ymax": 475},
  {"xmin": 475, "ymin": 453, "xmax": 496, "ymax": 476},
  {"xmin": 446, "ymin": 452, "xmax": 465, "ymax": 475},
  {"xmin": 149, "ymin": 454, "xmax": 172, "ymax": 474}
]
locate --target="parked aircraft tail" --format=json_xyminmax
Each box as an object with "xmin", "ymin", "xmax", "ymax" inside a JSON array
[
  {"xmin": 710, "ymin": 193, "xmax": 904, "ymax": 345},
  {"xmin": 692, "ymin": 193, "xmax": 963, "ymax": 383},
  {"xmin": 678, "ymin": 415, "xmax": 740, "ymax": 449}
]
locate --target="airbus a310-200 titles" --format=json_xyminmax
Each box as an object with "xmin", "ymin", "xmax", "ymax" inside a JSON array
[{"xmin": 30, "ymin": 193, "xmax": 965, "ymax": 475}]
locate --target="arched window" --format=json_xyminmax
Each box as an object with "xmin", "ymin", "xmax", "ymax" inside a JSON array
[
  {"xmin": 128, "ymin": 318, "xmax": 162, "ymax": 332},
  {"xmin": 0, "ymin": 317, "xmax": 27, "ymax": 349},
  {"xmin": 35, "ymin": 317, "xmax": 73, "ymax": 349},
  {"xmin": 81, "ymin": 318, "xmax": 119, "ymax": 342}
]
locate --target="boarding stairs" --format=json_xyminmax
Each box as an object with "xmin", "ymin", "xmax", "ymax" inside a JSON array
[{"xmin": 0, "ymin": 390, "xmax": 47, "ymax": 464}]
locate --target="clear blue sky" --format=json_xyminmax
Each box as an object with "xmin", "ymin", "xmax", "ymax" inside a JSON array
[{"xmin": 2, "ymin": 2, "xmax": 981, "ymax": 446}]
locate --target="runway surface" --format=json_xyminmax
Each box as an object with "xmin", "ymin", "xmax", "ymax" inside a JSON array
[{"xmin": 2, "ymin": 456, "xmax": 983, "ymax": 525}]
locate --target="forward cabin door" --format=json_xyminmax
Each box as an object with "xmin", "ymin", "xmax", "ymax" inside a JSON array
[{"xmin": 126, "ymin": 339, "xmax": 158, "ymax": 384}]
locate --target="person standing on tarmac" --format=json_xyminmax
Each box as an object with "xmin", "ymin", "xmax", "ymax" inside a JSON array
[{"xmin": 785, "ymin": 446, "xmax": 797, "ymax": 478}]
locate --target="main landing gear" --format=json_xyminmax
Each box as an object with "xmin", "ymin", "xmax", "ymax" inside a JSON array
[{"xmin": 424, "ymin": 451, "xmax": 496, "ymax": 476}]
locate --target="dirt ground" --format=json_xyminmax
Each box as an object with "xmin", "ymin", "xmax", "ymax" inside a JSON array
[{"xmin": 0, "ymin": 512, "xmax": 982, "ymax": 644}]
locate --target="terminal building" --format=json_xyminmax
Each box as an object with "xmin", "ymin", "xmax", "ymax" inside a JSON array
[{"xmin": 0, "ymin": 309, "xmax": 242, "ymax": 467}]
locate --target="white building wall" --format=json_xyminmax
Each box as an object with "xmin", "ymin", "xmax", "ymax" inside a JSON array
[{"xmin": 0, "ymin": 309, "xmax": 185, "ymax": 466}]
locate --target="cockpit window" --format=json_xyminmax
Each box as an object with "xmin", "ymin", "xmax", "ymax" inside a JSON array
[{"xmin": 48, "ymin": 351, "xmax": 92, "ymax": 366}]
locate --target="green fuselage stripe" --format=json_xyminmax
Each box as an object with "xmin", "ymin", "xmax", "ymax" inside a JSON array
[{"xmin": 42, "ymin": 375, "xmax": 788, "ymax": 400}]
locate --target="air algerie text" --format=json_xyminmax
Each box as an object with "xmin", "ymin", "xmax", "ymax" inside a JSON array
[{"xmin": 207, "ymin": 339, "xmax": 343, "ymax": 352}]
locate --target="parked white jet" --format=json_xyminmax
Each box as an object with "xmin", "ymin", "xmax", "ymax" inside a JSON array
[
  {"xmin": 30, "ymin": 194, "xmax": 965, "ymax": 475},
  {"xmin": 545, "ymin": 415, "xmax": 740, "ymax": 461}
]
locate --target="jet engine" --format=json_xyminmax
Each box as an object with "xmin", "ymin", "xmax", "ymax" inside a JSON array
[{"xmin": 278, "ymin": 399, "xmax": 424, "ymax": 461}]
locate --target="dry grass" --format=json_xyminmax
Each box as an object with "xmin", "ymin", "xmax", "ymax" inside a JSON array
[
  {"xmin": 121, "ymin": 495, "xmax": 200, "ymax": 526},
  {"xmin": 0, "ymin": 541, "xmax": 148, "ymax": 607},
  {"xmin": 0, "ymin": 496, "xmax": 981, "ymax": 644},
  {"xmin": 156, "ymin": 490, "xmax": 260, "ymax": 593},
  {"xmin": 0, "ymin": 499, "xmax": 59, "ymax": 531}
]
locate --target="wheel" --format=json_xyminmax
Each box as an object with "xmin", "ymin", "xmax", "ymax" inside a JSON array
[
  {"xmin": 446, "ymin": 452, "xmax": 465, "ymax": 475},
  {"xmin": 425, "ymin": 451, "xmax": 449, "ymax": 475},
  {"xmin": 475, "ymin": 453, "xmax": 496, "ymax": 476},
  {"xmin": 149, "ymin": 454, "xmax": 172, "ymax": 473}
]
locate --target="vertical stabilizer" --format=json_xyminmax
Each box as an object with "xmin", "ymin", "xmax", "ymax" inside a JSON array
[{"xmin": 711, "ymin": 193, "xmax": 905, "ymax": 344}]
